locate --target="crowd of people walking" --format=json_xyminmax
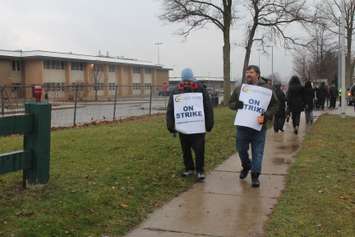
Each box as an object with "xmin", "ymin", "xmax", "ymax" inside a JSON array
[{"xmin": 272, "ymin": 76, "xmax": 339, "ymax": 134}]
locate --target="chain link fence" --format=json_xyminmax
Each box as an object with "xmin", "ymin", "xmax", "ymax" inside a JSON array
[{"xmin": 0, "ymin": 84, "xmax": 222, "ymax": 128}]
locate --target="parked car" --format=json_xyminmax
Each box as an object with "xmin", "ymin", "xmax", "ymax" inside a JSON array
[{"xmin": 346, "ymin": 84, "xmax": 355, "ymax": 105}]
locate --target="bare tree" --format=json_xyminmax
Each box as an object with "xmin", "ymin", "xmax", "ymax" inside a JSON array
[
  {"xmin": 293, "ymin": 23, "xmax": 338, "ymax": 85},
  {"xmin": 293, "ymin": 48, "xmax": 311, "ymax": 80},
  {"xmin": 240, "ymin": 0, "xmax": 315, "ymax": 81},
  {"xmin": 160, "ymin": 0, "xmax": 233, "ymax": 103},
  {"xmin": 319, "ymin": 0, "xmax": 355, "ymax": 88},
  {"xmin": 308, "ymin": 23, "xmax": 337, "ymax": 81}
]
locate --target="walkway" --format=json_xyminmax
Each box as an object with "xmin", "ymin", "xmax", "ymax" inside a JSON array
[{"xmin": 125, "ymin": 114, "xmax": 315, "ymax": 237}]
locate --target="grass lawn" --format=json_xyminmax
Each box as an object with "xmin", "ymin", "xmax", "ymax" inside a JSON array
[
  {"xmin": 266, "ymin": 115, "xmax": 355, "ymax": 237},
  {"xmin": 0, "ymin": 107, "xmax": 236, "ymax": 237}
]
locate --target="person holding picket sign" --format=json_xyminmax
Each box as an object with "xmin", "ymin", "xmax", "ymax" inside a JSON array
[
  {"xmin": 229, "ymin": 65, "xmax": 279, "ymax": 187},
  {"xmin": 166, "ymin": 68, "xmax": 214, "ymax": 181}
]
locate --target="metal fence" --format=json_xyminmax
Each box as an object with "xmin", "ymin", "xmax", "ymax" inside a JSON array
[{"xmin": 0, "ymin": 84, "xmax": 222, "ymax": 128}]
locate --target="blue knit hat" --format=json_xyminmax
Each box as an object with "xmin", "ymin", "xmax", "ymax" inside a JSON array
[{"xmin": 181, "ymin": 68, "xmax": 195, "ymax": 81}]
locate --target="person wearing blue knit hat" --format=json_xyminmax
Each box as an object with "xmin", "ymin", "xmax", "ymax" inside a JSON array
[
  {"xmin": 181, "ymin": 68, "xmax": 195, "ymax": 81},
  {"xmin": 166, "ymin": 68, "xmax": 214, "ymax": 181}
]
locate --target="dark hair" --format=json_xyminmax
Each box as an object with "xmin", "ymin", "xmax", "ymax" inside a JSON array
[
  {"xmin": 305, "ymin": 80, "xmax": 312, "ymax": 89},
  {"xmin": 288, "ymin": 75, "xmax": 301, "ymax": 86},
  {"xmin": 246, "ymin": 65, "xmax": 260, "ymax": 75}
]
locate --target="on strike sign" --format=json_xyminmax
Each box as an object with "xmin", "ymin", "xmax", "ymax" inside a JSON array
[
  {"xmin": 234, "ymin": 84, "xmax": 272, "ymax": 131},
  {"xmin": 173, "ymin": 93, "xmax": 206, "ymax": 134}
]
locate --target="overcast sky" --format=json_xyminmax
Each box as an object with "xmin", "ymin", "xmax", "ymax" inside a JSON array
[{"xmin": 0, "ymin": 0, "xmax": 298, "ymax": 81}]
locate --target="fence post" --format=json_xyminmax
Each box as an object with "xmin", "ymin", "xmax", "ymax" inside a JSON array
[
  {"xmin": 95, "ymin": 82, "xmax": 98, "ymax": 102},
  {"xmin": 149, "ymin": 84, "xmax": 153, "ymax": 116},
  {"xmin": 1, "ymin": 86, "xmax": 4, "ymax": 116},
  {"xmin": 73, "ymin": 84, "xmax": 79, "ymax": 126},
  {"xmin": 24, "ymin": 102, "xmax": 51, "ymax": 185},
  {"xmin": 113, "ymin": 84, "xmax": 119, "ymax": 121}
]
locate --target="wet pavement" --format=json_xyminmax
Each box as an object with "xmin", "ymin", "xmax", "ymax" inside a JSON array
[
  {"xmin": 326, "ymin": 105, "xmax": 355, "ymax": 117},
  {"xmin": 124, "ymin": 115, "xmax": 314, "ymax": 237},
  {"xmin": 50, "ymin": 99, "xmax": 168, "ymax": 127}
]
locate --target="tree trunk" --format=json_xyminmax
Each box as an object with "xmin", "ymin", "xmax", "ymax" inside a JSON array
[
  {"xmin": 346, "ymin": 30, "xmax": 353, "ymax": 88},
  {"xmin": 242, "ymin": 22, "xmax": 258, "ymax": 82},
  {"xmin": 223, "ymin": 29, "xmax": 231, "ymax": 105},
  {"xmin": 222, "ymin": 0, "xmax": 232, "ymax": 105},
  {"xmin": 345, "ymin": 54, "xmax": 351, "ymax": 88},
  {"xmin": 350, "ymin": 59, "xmax": 355, "ymax": 85}
]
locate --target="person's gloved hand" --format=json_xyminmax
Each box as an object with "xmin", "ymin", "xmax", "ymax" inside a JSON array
[{"xmin": 237, "ymin": 101, "xmax": 244, "ymax": 109}]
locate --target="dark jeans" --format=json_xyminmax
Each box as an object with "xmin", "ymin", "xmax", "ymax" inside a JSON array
[
  {"xmin": 179, "ymin": 133, "xmax": 205, "ymax": 173},
  {"xmin": 291, "ymin": 111, "xmax": 301, "ymax": 128},
  {"xmin": 318, "ymin": 98, "xmax": 325, "ymax": 110},
  {"xmin": 274, "ymin": 113, "xmax": 285, "ymax": 132},
  {"xmin": 305, "ymin": 110, "xmax": 313, "ymax": 124},
  {"xmin": 236, "ymin": 126, "xmax": 266, "ymax": 173},
  {"xmin": 330, "ymin": 96, "xmax": 336, "ymax": 108}
]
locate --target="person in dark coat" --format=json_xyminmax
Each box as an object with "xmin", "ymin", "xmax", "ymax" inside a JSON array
[
  {"xmin": 303, "ymin": 81, "xmax": 315, "ymax": 124},
  {"xmin": 314, "ymin": 86, "xmax": 319, "ymax": 110},
  {"xmin": 329, "ymin": 83, "xmax": 338, "ymax": 109},
  {"xmin": 166, "ymin": 68, "xmax": 214, "ymax": 181},
  {"xmin": 325, "ymin": 84, "xmax": 330, "ymax": 108},
  {"xmin": 273, "ymin": 81, "xmax": 286, "ymax": 132},
  {"xmin": 317, "ymin": 82, "xmax": 327, "ymax": 110},
  {"xmin": 286, "ymin": 76, "xmax": 304, "ymax": 134}
]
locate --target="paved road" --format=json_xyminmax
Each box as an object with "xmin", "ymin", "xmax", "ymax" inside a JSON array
[
  {"xmin": 0, "ymin": 97, "xmax": 170, "ymax": 127},
  {"xmin": 51, "ymin": 99, "xmax": 169, "ymax": 127}
]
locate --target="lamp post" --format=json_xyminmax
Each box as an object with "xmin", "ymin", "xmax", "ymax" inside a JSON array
[
  {"xmin": 154, "ymin": 42, "xmax": 163, "ymax": 65},
  {"xmin": 266, "ymin": 45, "xmax": 274, "ymax": 80},
  {"xmin": 256, "ymin": 48, "xmax": 263, "ymax": 69}
]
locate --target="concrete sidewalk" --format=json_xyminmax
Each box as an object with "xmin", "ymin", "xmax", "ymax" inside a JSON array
[
  {"xmin": 326, "ymin": 105, "xmax": 355, "ymax": 117},
  {"xmin": 124, "ymin": 118, "xmax": 310, "ymax": 237}
]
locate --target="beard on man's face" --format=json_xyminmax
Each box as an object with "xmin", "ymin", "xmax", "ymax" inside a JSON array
[{"xmin": 246, "ymin": 76, "xmax": 256, "ymax": 84}]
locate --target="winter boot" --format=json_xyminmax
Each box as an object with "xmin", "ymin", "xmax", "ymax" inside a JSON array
[
  {"xmin": 239, "ymin": 165, "xmax": 251, "ymax": 179},
  {"xmin": 251, "ymin": 172, "xmax": 260, "ymax": 188}
]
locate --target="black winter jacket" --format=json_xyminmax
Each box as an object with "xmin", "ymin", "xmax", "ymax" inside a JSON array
[
  {"xmin": 329, "ymin": 86, "xmax": 338, "ymax": 98},
  {"xmin": 274, "ymin": 86, "xmax": 286, "ymax": 115},
  {"xmin": 287, "ymin": 85, "xmax": 304, "ymax": 113},
  {"xmin": 166, "ymin": 81, "xmax": 214, "ymax": 134},
  {"xmin": 317, "ymin": 86, "xmax": 327, "ymax": 100},
  {"xmin": 303, "ymin": 87, "xmax": 315, "ymax": 111}
]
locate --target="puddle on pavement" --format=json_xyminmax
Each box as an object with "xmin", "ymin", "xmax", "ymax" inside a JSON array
[
  {"xmin": 276, "ymin": 144, "xmax": 299, "ymax": 153},
  {"xmin": 272, "ymin": 157, "xmax": 292, "ymax": 165}
]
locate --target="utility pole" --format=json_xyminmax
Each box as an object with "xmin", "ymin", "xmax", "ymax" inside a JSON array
[
  {"xmin": 154, "ymin": 42, "xmax": 163, "ymax": 65},
  {"xmin": 266, "ymin": 45, "xmax": 274, "ymax": 83},
  {"xmin": 271, "ymin": 46, "xmax": 274, "ymax": 80},
  {"xmin": 256, "ymin": 48, "xmax": 262, "ymax": 69}
]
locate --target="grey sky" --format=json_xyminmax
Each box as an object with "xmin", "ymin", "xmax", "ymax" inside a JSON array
[{"xmin": 0, "ymin": 0, "xmax": 295, "ymax": 81}]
